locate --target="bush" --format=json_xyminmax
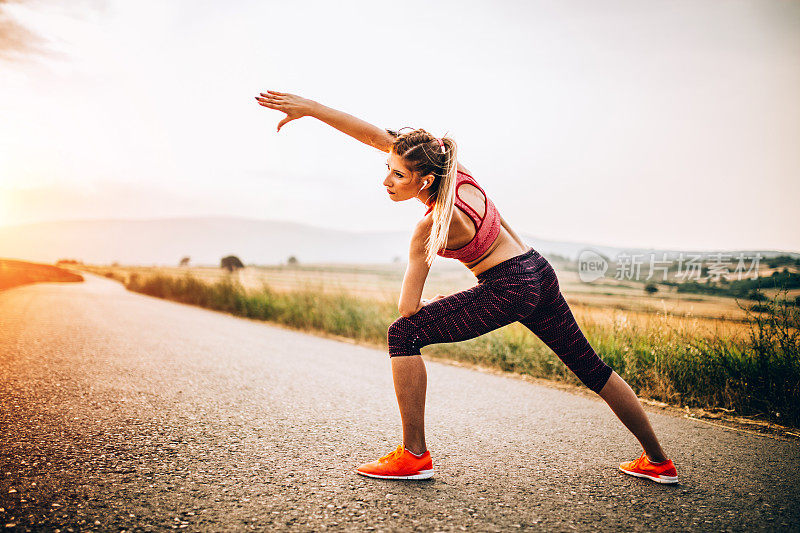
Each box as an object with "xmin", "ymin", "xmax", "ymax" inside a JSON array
[
  {"xmin": 220, "ymin": 255, "xmax": 244, "ymax": 272},
  {"xmin": 747, "ymin": 289, "xmax": 767, "ymax": 301}
]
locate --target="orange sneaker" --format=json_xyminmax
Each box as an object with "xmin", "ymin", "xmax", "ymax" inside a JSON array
[
  {"xmin": 619, "ymin": 451, "xmax": 678, "ymax": 484},
  {"xmin": 356, "ymin": 444, "xmax": 434, "ymax": 480}
]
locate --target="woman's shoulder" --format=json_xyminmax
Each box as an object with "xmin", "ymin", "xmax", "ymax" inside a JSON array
[
  {"xmin": 456, "ymin": 163, "xmax": 484, "ymax": 192},
  {"xmin": 411, "ymin": 215, "xmax": 434, "ymax": 251}
]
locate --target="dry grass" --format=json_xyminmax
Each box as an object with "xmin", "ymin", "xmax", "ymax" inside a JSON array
[
  {"xmin": 79, "ymin": 263, "xmax": 761, "ymax": 340},
  {"xmin": 0, "ymin": 259, "xmax": 84, "ymax": 291}
]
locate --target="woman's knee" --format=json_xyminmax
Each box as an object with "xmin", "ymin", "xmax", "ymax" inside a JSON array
[
  {"xmin": 585, "ymin": 362, "xmax": 614, "ymax": 394},
  {"xmin": 559, "ymin": 342, "xmax": 614, "ymax": 394},
  {"xmin": 387, "ymin": 316, "xmax": 422, "ymax": 357}
]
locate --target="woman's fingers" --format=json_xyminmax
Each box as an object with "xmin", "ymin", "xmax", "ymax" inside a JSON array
[
  {"xmin": 255, "ymin": 95, "xmax": 286, "ymax": 110},
  {"xmin": 277, "ymin": 115, "xmax": 298, "ymax": 132},
  {"xmin": 254, "ymin": 97, "xmax": 279, "ymax": 109},
  {"xmin": 254, "ymin": 90, "xmax": 311, "ymax": 132},
  {"xmin": 256, "ymin": 95, "xmax": 282, "ymax": 104}
]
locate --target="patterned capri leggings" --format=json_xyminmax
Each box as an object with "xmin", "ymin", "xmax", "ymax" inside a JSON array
[{"xmin": 387, "ymin": 247, "xmax": 614, "ymax": 394}]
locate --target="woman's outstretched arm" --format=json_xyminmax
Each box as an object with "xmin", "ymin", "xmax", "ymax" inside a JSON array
[{"xmin": 255, "ymin": 90, "xmax": 395, "ymax": 152}]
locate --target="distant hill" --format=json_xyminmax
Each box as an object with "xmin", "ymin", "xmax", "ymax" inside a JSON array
[{"xmin": 0, "ymin": 216, "xmax": 797, "ymax": 266}]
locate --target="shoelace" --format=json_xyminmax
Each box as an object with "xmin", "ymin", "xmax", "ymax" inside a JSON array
[
  {"xmin": 637, "ymin": 452, "xmax": 647, "ymax": 469},
  {"xmin": 378, "ymin": 445, "xmax": 405, "ymax": 463},
  {"xmin": 638, "ymin": 452, "xmax": 659, "ymax": 469},
  {"xmin": 625, "ymin": 452, "xmax": 646, "ymax": 470}
]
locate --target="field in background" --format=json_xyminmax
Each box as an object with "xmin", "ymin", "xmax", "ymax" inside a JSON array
[
  {"xmin": 0, "ymin": 259, "xmax": 84, "ymax": 291},
  {"xmin": 72, "ymin": 261, "xmax": 800, "ymax": 428},
  {"xmin": 76, "ymin": 262, "xmax": 767, "ymax": 341}
]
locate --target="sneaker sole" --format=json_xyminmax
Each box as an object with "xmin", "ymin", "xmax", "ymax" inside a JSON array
[
  {"xmin": 619, "ymin": 466, "xmax": 678, "ymax": 484},
  {"xmin": 356, "ymin": 469, "xmax": 434, "ymax": 480}
]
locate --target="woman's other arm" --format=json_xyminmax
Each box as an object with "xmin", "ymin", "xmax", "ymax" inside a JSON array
[
  {"xmin": 255, "ymin": 90, "xmax": 394, "ymax": 152},
  {"xmin": 397, "ymin": 218, "xmax": 433, "ymax": 317}
]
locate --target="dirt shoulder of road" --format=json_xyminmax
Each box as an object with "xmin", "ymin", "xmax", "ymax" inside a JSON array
[{"xmin": 0, "ymin": 258, "xmax": 84, "ymax": 291}]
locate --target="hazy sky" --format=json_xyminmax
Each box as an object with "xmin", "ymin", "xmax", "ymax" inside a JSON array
[{"xmin": 1, "ymin": 0, "xmax": 798, "ymax": 252}]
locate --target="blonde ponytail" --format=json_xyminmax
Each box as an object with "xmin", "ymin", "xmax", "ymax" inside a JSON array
[{"xmin": 424, "ymin": 138, "xmax": 457, "ymax": 266}]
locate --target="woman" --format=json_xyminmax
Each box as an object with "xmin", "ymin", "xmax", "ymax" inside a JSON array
[{"xmin": 254, "ymin": 90, "xmax": 678, "ymax": 484}]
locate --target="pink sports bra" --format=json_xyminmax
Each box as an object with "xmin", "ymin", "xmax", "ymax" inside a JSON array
[{"xmin": 423, "ymin": 170, "xmax": 502, "ymax": 263}]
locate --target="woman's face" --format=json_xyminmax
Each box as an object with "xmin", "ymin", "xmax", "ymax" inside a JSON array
[{"xmin": 383, "ymin": 151, "xmax": 428, "ymax": 202}]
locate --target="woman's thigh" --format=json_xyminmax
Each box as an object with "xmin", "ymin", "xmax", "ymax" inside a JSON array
[
  {"xmin": 388, "ymin": 279, "xmax": 541, "ymax": 357},
  {"xmin": 517, "ymin": 289, "xmax": 613, "ymax": 393}
]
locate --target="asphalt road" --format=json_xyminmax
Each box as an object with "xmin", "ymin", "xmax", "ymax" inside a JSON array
[{"xmin": 1, "ymin": 273, "xmax": 798, "ymax": 532}]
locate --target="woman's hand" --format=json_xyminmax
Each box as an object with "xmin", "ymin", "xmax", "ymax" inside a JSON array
[
  {"xmin": 254, "ymin": 90, "xmax": 317, "ymax": 132},
  {"xmin": 421, "ymin": 294, "xmax": 446, "ymax": 305},
  {"xmin": 257, "ymin": 92, "xmax": 392, "ymax": 151}
]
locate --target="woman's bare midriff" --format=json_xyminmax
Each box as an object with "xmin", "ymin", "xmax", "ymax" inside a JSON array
[{"xmin": 464, "ymin": 226, "xmax": 532, "ymax": 277}]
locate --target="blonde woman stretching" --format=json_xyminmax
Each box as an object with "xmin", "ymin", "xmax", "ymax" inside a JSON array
[{"xmin": 255, "ymin": 90, "xmax": 678, "ymax": 484}]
